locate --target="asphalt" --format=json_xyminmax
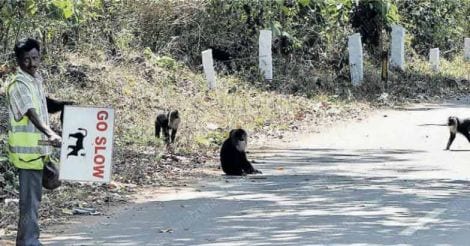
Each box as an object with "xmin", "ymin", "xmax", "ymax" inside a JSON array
[{"xmin": 42, "ymin": 98, "xmax": 470, "ymax": 245}]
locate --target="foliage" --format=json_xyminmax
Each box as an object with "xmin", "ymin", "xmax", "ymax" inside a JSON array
[
  {"xmin": 0, "ymin": 0, "xmax": 468, "ymax": 233},
  {"xmin": 130, "ymin": 0, "xmax": 357, "ymax": 94},
  {"xmin": 396, "ymin": 0, "xmax": 470, "ymax": 57},
  {"xmin": 1, "ymin": 0, "xmax": 468, "ymax": 93},
  {"xmin": 0, "ymin": 0, "xmax": 120, "ymax": 57},
  {"xmin": 350, "ymin": 0, "xmax": 399, "ymax": 49}
]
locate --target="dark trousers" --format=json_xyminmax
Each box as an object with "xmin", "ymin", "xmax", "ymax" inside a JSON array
[{"xmin": 16, "ymin": 169, "xmax": 43, "ymax": 246}]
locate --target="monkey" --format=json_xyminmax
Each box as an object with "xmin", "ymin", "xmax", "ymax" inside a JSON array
[
  {"xmin": 446, "ymin": 116, "xmax": 470, "ymax": 150},
  {"xmin": 272, "ymin": 34, "xmax": 295, "ymax": 56},
  {"xmin": 220, "ymin": 128, "xmax": 262, "ymax": 176},
  {"xmin": 155, "ymin": 110, "xmax": 180, "ymax": 144},
  {"xmin": 209, "ymin": 47, "xmax": 234, "ymax": 71},
  {"xmin": 67, "ymin": 128, "xmax": 87, "ymax": 157},
  {"xmin": 46, "ymin": 97, "xmax": 74, "ymax": 126},
  {"xmin": 210, "ymin": 47, "xmax": 232, "ymax": 62}
]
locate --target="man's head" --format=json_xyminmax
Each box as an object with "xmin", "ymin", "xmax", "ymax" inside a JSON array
[{"xmin": 14, "ymin": 38, "xmax": 41, "ymax": 76}]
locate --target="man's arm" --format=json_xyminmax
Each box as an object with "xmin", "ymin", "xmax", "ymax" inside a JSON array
[
  {"xmin": 46, "ymin": 97, "xmax": 74, "ymax": 113},
  {"xmin": 26, "ymin": 108, "xmax": 62, "ymax": 144},
  {"xmin": 9, "ymin": 81, "xmax": 61, "ymax": 144},
  {"xmin": 46, "ymin": 97, "xmax": 74, "ymax": 125}
]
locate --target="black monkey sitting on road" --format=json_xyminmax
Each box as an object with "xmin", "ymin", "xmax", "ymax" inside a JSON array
[
  {"xmin": 155, "ymin": 110, "xmax": 180, "ymax": 144},
  {"xmin": 220, "ymin": 128, "xmax": 261, "ymax": 176},
  {"xmin": 446, "ymin": 116, "xmax": 470, "ymax": 150},
  {"xmin": 46, "ymin": 97, "xmax": 74, "ymax": 125}
]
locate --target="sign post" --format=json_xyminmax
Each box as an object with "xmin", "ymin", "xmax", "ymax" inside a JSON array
[
  {"xmin": 59, "ymin": 106, "xmax": 115, "ymax": 183},
  {"xmin": 390, "ymin": 24, "xmax": 406, "ymax": 70},
  {"xmin": 259, "ymin": 30, "xmax": 273, "ymax": 81},
  {"xmin": 429, "ymin": 48, "xmax": 440, "ymax": 72},
  {"xmin": 202, "ymin": 49, "xmax": 216, "ymax": 90},
  {"xmin": 348, "ymin": 33, "xmax": 364, "ymax": 86},
  {"xmin": 465, "ymin": 38, "xmax": 470, "ymax": 61}
]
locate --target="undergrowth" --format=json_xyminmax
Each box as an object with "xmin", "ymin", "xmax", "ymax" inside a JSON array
[{"xmin": 0, "ymin": 47, "xmax": 468, "ymax": 235}]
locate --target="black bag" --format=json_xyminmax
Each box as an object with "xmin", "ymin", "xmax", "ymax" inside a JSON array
[{"xmin": 42, "ymin": 157, "xmax": 61, "ymax": 190}]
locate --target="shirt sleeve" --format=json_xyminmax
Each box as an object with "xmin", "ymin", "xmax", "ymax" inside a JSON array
[{"xmin": 8, "ymin": 82, "xmax": 35, "ymax": 121}]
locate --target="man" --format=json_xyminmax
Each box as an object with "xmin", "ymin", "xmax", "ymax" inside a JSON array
[{"xmin": 6, "ymin": 38, "xmax": 61, "ymax": 246}]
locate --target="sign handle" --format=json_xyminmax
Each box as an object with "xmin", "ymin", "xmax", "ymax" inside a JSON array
[{"xmin": 38, "ymin": 140, "xmax": 61, "ymax": 148}]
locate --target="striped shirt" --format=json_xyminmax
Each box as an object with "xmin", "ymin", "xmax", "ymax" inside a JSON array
[{"xmin": 8, "ymin": 67, "xmax": 51, "ymax": 154}]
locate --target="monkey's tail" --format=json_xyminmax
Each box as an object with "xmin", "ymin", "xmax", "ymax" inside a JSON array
[
  {"xmin": 418, "ymin": 123, "xmax": 447, "ymax": 126},
  {"xmin": 78, "ymin": 127, "xmax": 88, "ymax": 136}
]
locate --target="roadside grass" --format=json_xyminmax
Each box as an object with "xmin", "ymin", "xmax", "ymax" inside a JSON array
[
  {"xmin": 1, "ymin": 49, "xmax": 468, "ymax": 235},
  {"xmin": 40, "ymin": 50, "xmax": 369, "ymax": 183},
  {"xmin": 351, "ymin": 54, "xmax": 470, "ymax": 103}
]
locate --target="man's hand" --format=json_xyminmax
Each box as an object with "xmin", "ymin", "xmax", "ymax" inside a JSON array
[
  {"xmin": 26, "ymin": 108, "xmax": 63, "ymax": 147},
  {"xmin": 48, "ymin": 132, "xmax": 62, "ymax": 147}
]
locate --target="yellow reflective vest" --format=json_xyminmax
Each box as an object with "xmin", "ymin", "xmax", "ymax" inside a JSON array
[{"xmin": 7, "ymin": 72, "xmax": 47, "ymax": 170}]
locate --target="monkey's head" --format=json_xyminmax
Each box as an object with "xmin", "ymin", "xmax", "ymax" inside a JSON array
[
  {"xmin": 169, "ymin": 110, "xmax": 179, "ymax": 120},
  {"xmin": 448, "ymin": 116, "xmax": 459, "ymax": 133},
  {"xmin": 448, "ymin": 116, "xmax": 459, "ymax": 126},
  {"xmin": 167, "ymin": 110, "xmax": 180, "ymax": 129},
  {"xmin": 230, "ymin": 128, "xmax": 247, "ymax": 152}
]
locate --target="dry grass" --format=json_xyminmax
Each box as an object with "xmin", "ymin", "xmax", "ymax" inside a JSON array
[
  {"xmin": 42, "ymin": 50, "xmax": 370, "ymax": 183},
  {"xmin": 0, "ymin": 48, "xmax": 371, "ymax": 236},
  {"xmin": 1, "ymin": 48, "xmax": 468, "ymax": 236}
]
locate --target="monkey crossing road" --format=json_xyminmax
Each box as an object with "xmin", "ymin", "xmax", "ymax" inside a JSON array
[{"xmin": 42, "ymin": 98, "xmax": 470, "ymax": 245}]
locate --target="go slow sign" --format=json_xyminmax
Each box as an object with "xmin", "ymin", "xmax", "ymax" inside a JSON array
[{"xmin": 59, "ymin": 106, "xmax": 115, "ymax": 183}]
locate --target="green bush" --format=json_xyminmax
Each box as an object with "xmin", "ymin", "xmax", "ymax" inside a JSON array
[{"xmin": 397, "ymin": 0, "xmax": 470, "ymax": 58}]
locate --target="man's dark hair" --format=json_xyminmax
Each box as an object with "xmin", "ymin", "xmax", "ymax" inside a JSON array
[{"xmin": 14, "ymin": 38, "xmax": 40, "ymax": 60}]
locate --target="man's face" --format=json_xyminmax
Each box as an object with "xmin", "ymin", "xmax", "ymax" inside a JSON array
[{"xmin": 18, "ymin": 48, "xmax": 40, "ymax": 77}]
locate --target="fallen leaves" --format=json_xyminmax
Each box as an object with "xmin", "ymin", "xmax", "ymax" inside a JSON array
[{"xmin": 159, "ymin": 228, "xmax": 173, "ymax": 233}]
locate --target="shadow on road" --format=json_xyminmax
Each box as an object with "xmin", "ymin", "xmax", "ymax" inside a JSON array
[
  {"xmin": 395, "ymin": 96, "xmax": 470, "ymax": 112},
  {"xmin": 44, "ymin": 147, "xmax": 470, "ymax": 245}
]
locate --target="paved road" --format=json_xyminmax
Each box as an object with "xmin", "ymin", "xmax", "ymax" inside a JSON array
[{"xmin": 43, "ymin": 98, "xmax": 470, "ymax": 245}]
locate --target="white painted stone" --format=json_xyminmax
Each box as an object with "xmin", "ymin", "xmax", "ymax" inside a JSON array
[
  {"xmin": 465, "ymin": 38, "xmax": 470, "ymax": 61},
  {"xmin": 202, "ymin": 49, "xmax": 216, "ymax": 89},
  {"xmin": 348, "ymin": 33, "xmax": 363, "ymax": 86},
  {"xmin": 390, "ymin": 24, "xmax": 406, "ymax": 70},
  {"xmin": 429, "ymin": 48, "xmax": 440, "ymax": 72},
  {"xmin": 259, "ymin": 30, "xmax": 273, "ymax": 80}
]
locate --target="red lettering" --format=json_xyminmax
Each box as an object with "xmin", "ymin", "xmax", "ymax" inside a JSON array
[
  {"xmin": 93, "ymin": 110, "xmax": 111, "ymax": 180},
  {"xmin": 93, "ymin": 165, "xmax": 105, "ymax": 178},
  {"xmin": 97, "ymin": 111, "xmax": 108, "ymax": 120},
  {"xmin": 94, "ymin": 155, "xmax": 105, "ymax": 165},
  {"xmin": 95, "ymin": 137, "xmax": 107, "ymax": 146},
  {"xmin": 97, "ymin": 122, "xmax": 107, "ymax": 131},
  {"xmin": 94, "ymin": 146, "xmax": 106, "ymax": 155}
]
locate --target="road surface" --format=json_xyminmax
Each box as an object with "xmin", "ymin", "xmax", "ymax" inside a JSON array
[{"xmin": 43, "ymin": 98, "xmax": 470, "ymax": 245}]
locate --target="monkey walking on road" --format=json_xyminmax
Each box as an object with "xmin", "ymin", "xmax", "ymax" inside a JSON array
[
  {"xmin": 155, "ymin": 110, "xmax": 180, "ymax": 144},
  {"xmin": 220, "ymin": 128, "xmax": 262, "ymax": 176},
  {"xmin": 446, "ymin": 116, "xmax": 470, "ymax": 150}
]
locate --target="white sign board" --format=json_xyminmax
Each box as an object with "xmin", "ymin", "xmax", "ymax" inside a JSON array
[
  {"xmin": 465, "ymin": 38, "xmax": 470, "ymax": 61},
  {"xmin": 60, "ymin": 106, "xmax": 115, "ymax": 183},
  {"xmin": 202, "ymin": 49, "xmax": 217, "ymax": 90},
  {"xmin": 429, "ymin": 48, "xmax": 440, "ymax": 72},
  {"xmin": 259, "ymin": 30, "xmax": 273, "ymax": 80},
  {"xmin": 348, "ymin": 33, "xmax": 363, "ymax": 86},
  {"xmin": 390, "ymin": 24, "xmax": 406, "ymax": 70}
]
